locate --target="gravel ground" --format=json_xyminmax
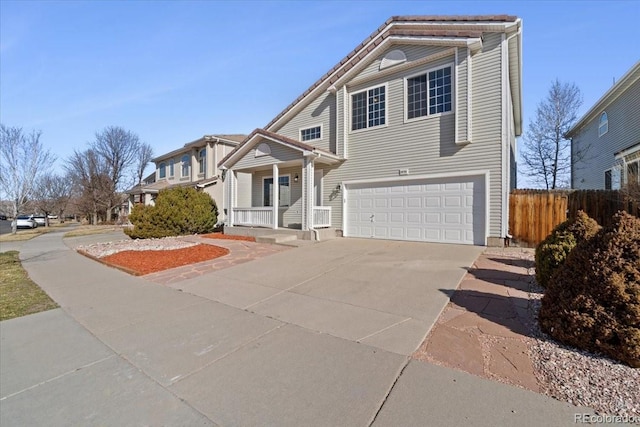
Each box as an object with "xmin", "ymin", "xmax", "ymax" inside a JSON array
[
  {"xmin": 76, "ymin": 236, "xmax": 197, "ymax": 258},
  {"xmin": 492, "ymin": 248, "xmax": 640, "ymax": 419}
]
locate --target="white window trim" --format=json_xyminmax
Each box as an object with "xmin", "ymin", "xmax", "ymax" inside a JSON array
[
  {"xmin": 262, "ymin": 174, "xmax": 291, "ymax": 208},
  {"xmin": 403, "ymin": 62, "xmax": 455, "ymax": 124},
  {"xmin": 349, "ymin": 82, "xmax": 389, "ymax": 134},
  {"xmin": 299, "ymin": 124, "xmax": 323, "ymax": 142},
  {"xmin": 598, "ymin": 111, "xmax": 608, "ymax": 137},
  {"xmin": 199, "ymin": 148, "xmax": 206, "ymax": 175},
  {"xmin": 181, "ymin": 155, "xmax": 190, "ymax": 178}
]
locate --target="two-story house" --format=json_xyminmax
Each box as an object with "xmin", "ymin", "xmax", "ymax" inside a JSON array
[
  {"xmin": 132, "ymin": 134, "xmax": 246, "ymax": 221},
  {"xmin": 219, "ymin": 15, "xmax": 523, "ymax": 246},
  {"xmin": 568, "ymin": 61, "xmax": 640, "ymax": 190}
]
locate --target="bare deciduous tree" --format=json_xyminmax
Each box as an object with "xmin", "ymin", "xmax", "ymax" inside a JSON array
[
  {"xmin": 92, "ymin": 126, "xmax": 142, "ymax": 219},
  {"xmin": 93, "ymin": 126, "xmax": 141, "ymax": 191},
  {"xmin": 0, "ymin": 125, "xmax": 56, "ymax": 233},
  {"xmin": 65, "ymin": 149, "xmax": 112, "ymax": 225},
  {"xmin": 33, "ymin": 173, "xmax": 74, "ymax": 225},
  {"xmin": 520, "ymin": 80, "xmax": 585, "ymax": 189},
  {"xmin": 134, "ymin": 142, "xmax": 154, "ymax": 185}
]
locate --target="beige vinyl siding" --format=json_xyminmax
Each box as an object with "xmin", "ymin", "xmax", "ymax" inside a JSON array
[
  {"xmin": 572, "ymin": 78, "xmax": 640, "ymax": 189},
  {"xmin": 251, "ymin": 167, "xmax": 303, "ymax": 228},
  {"xmin": 470, "ymin": 32, "xmax": 503, "ymax": 236},
  {"xmin": 274, "ymin": 92, "xmax": 337, "ymax": 154},
  {"xmin": 234, "ymin": 140, "xmax": 302, "ymax": 170},
  {"xmin": 318, "ymin": 33, "xmax": 505, "ymax": 239}
]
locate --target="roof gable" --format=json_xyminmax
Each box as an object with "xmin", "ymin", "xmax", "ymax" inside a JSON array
[
  {"xmin": 219, "ymin": 129, "xmax": 341, "ymax": 169},
  {"xmin": 265, "ymin": 15, "xmax": 522, "ymax": 134},
  {"xmin": 566, "ymin": 61, "xmax": 640, "ymax": 138}
]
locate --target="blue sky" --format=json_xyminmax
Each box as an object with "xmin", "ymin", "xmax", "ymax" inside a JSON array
[{"xmin": 1, "ymin": 1, "xmax": 638, "ymax": 184}]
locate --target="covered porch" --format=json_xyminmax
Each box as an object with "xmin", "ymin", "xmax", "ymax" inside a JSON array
[{"xmin": 219, "ymin": 129, "xmax": 342, "ymax": 233}]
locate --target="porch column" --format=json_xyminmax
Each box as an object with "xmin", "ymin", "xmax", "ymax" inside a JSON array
[
  {"xmin": 272, "ymin": 163, "xmax": 279, "ymax": 230},
  {"xmin": 302, "ymin": 156, "xmax": 315, "ymax": 231},
  {"xmin": 227, "ymin": 169, "xmax": 236, "ymax": 226}
]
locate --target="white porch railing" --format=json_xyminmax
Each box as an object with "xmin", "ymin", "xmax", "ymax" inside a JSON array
[
  {"xmin": 233, "ymin": 207, "xmax": 274, "ymax": 227},
  {"xmin": 312, "ymin": 206, "xmax": 331, "ymax": 228}
]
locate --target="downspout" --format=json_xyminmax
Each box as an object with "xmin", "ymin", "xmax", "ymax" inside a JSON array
[{"xmin": 501, "ymin": 25, "xmax": 522, "ymax": 243}]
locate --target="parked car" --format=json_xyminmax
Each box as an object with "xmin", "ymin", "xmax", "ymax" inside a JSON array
[
  {"xmin": 47, "ymin": 214, "xmax": 58, "ymax": 220},
  {"xmin": 30, "ymin": 215, "xmax": 46, "ymax": 226},
  {"xmin": 0, "ymin": 214, "xmax": 7, "ymax": 220},
  {"xmin": 13, "ymin": 215, "xmax": 37, "ymax": 229}
]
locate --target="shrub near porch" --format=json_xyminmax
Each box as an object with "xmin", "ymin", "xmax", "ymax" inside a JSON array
[{"xmin": 126, "ymin": 187, "xmax": 218, "ymax": 239}]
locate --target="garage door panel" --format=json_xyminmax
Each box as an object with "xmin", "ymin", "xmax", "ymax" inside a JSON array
[
  {"xmin": 346, "ymin": 176, "xmax": 485, "ymax": 245},
  {"xmin": 407, "ymin": 197, "xmax": 422, "ymax": 208}
]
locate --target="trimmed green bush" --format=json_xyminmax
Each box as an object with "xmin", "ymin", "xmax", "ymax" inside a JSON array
[
  {"xmin": 125, "ymin": 187, "xmax": 218, "ymax": 239},
  {"xmin": 539, "ymin": 211, "xmax": 640, "ymax": 368},
  {"xmin": 535, "ymin": 211, "xmax": 601, "ymax": 288}
]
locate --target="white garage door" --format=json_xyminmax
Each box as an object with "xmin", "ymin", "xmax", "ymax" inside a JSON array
[{"xmin": 345, "ymin": 175, "xmax": 486, "ymax": 245}]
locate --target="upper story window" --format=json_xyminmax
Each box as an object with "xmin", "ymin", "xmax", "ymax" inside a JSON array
[
  {"xmin": 598, "ymin": 112, "xmax": 608, "ymax": 137},
  {"xmin": 300, "ymin": 126, "xmax": 321, "ymax": 141},
  {"xmin": 181, "ymin": 154, "xmax": 190, "ymax": 178},
  {"xmin": 406, "ymin": 65, "xmax": 453, "ymax": 120},
  {"xmin": 351, "ymin": 85, "xmax": 386, "ymax": 131},
  {"xmin": 169, "ymin": 159, "xmax": 174, "ymax": 177},
  {"xmin": 158, "ymin": 162, "xmax": 166, "ymax": 179},
  {"xmin": 199, "ymin": 149, "xmax": 206, "ymax": 175}
]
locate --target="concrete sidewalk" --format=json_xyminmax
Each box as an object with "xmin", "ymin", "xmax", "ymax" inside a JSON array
[{"xmin": 1, "ymin": 231, "xmax": 593, "ymax": 426}]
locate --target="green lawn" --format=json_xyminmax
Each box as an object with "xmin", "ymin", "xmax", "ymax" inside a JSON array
[{"xmin": 0, "ymin": 251, "xmax": 58, "ymax": 321}]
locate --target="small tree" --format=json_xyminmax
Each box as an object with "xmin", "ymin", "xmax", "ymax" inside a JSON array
[
  {"xmin": 0, "ymin": 125, "xmax": 56, "ymax": 233},
  {"xmin": 520, "ymin": 80, "xmax": 584, "ymax": 189}
]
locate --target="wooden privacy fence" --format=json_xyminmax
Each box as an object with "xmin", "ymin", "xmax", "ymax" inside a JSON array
[
  {"xmin": 509, "ymin": 190, "xmax": 569, "ymax": 247},
  {"xmin": 567, "ymin": 190, "xmax": 639, "ymax": 228},
  {"xmin": 509, "ymin": 189, "xmax": 640, "ymax": 246}
]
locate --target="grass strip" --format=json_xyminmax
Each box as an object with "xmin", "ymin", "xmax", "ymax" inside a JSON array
[{"xmin": 0, "ymin": 251, "xmax": 58, "ymax": 321}]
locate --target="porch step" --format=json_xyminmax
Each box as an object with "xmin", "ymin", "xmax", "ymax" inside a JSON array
[{"xmin": 255, "ymin": 234, "xmax": 298, "ymax": 245}]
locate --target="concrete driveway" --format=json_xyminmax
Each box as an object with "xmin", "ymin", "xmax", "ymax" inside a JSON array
[
  {"xmin": 171, "ymin": 238, "xmax": 483, "ymax": 356},
  {"xmin": 1, "ymin": 232, "xmax": 586, "ymax": 426}
]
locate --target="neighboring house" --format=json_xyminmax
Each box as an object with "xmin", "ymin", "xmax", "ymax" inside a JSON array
[
  {"xmin": 127, "ymin": 171, "xmax": 164, "ymax": 211},
  {"xmin": 568, "ymin": 61, "xmax": 640, "ymax": 190},
  {"xmin": 131, "ymin": 134, "xmax": 245, "ymax": 221},
  {"xmin": 220, "ymin": 15, "xmax": 523, "ymax": 246}
]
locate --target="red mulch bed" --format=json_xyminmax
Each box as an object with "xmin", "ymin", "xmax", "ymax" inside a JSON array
[
  {"xmin": 201, "ymin": 232, "xmax": 256, "ymax": 242},
  {"xmin": 102, "ymin": 244, "xmax": 229, "ymax": 275}
]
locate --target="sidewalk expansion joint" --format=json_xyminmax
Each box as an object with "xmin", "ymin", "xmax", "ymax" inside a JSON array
[
  {"xmin": 242, "ymin": 252, "xmax": 370, "ymax": 311},
  {"xmin": 168, "ymin": 323, "xmax": 285, "ymax": 386},
  {"xmin": 367, "ymin": 356, "xmax": 411, "ymax": 427},
  {"xmin": 356, "ymin": 318, "xmax": 412, "ymax": 342},
  {"xmin": 0, "ymin": 355, "xmax": 115, "ymax": 401}
]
